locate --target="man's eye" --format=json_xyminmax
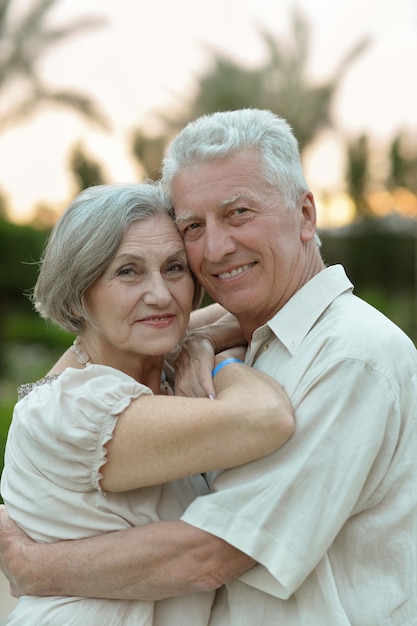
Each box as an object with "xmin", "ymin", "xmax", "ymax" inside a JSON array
[
  {"xmin": 185, "ymin": 223, "xmax": 201, "ymax": 231},
  {"xmin": 182, "ymin": 222, "xmax": 203, "ymax": 240},
  {"xmin": 167, "ymin": 262, "xmax": 188, "ymax": 274},
  {"xmin": 230, "ymin": 207, "xmax": 250, "ymax": 218}
]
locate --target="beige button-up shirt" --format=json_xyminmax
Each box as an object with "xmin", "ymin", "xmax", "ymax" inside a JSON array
[{"xmin": 182, "ymin": 265, "xmax": 417, "ymax": 625}]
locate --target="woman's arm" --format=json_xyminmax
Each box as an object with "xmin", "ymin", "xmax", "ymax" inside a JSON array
[{"xmin": 101, "ymin": 354, "xmax": 294, "ymax": 492}]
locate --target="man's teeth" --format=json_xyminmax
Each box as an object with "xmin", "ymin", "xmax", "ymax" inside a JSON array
[{"xmin": 218, "ymin": 264, "xmax": 252, "ymax": 279}]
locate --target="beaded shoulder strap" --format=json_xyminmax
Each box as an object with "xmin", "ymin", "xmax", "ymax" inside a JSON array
[{"xmin": 17, "ymin": 374, "xmax": 61, "ymax": 401}]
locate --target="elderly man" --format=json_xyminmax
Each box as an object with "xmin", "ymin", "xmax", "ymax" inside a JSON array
[{"xmin": 1, "ymin": 109, "xmax": 416, "ymax": 625}]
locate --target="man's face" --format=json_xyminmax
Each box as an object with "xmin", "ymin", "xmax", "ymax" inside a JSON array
[{"xmin": 171, "ymin": 149, "xmax": 316, "ymax": 337}]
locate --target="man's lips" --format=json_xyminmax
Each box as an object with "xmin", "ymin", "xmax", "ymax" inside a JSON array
[{"xmin": 215, "ymin": 262, "xmax": 256, "ymax": 279}]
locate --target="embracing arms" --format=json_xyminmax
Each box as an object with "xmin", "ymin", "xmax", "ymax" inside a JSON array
[
  {"xmin": 0, "ymin": 508, "xmax": 255, "ymax": 600},
  {"xmin": 101, "ymin": 350, "xmax": 294, "ymax": 491},
  {"xmin": 0, "ymin": 304, "xmax": 289, "ymax": 601},
  {"xmin": 164, "ymin": 303, "xmax": 246, "ymax": 398}
]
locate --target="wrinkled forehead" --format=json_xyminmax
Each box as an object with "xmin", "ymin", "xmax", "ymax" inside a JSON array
[
  {"xmin": 171, "ymin": 152, "xmax": 270, "ymax": 215},
  {"xmin": 122, "ymin": 213, "xmax": 184, "ymax": 245}
]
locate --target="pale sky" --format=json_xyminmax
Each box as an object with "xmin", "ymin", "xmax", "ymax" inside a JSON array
[{"xmin": 1, "ymin": 0, "xmax": 416, "ymax": 222}]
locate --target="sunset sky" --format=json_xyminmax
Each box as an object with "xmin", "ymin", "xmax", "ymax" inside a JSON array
[{"xmin": 1, "ymin": 0, "xmax": 416, "ymax": 223}]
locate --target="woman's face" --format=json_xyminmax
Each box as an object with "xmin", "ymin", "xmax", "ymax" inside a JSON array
[{"xmin": 84, "ymin": 214, "xmax": 194, "ymax": 363}]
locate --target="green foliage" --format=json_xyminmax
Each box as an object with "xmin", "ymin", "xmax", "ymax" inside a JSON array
[
  {"xmin": 0, "ymin": 217, "xmax": 47, "ymax": 294},
  {"xmin": 5, "ymin": 312, "xmax": 72, "ymax": 347},
  {"xmin": 0, "ymin": 398, "xmax": 14, "ymax": 504},
  {"xmin": 0, "ymin": 330, "xmax": 71, "ymax": 504},
  {"xmin": 0, "ymin": 216, "xmax": 49, "ymax": 372},
  {"xmin": 320, "ymin": 225, "xmax": 417, "ymax": 342}
]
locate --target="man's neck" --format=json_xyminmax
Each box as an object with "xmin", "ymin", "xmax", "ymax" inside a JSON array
[{"xmin": 238, "ymin": 258, "xmax": 325, "ymax": 342}]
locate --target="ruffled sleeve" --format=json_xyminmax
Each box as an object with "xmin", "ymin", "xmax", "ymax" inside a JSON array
[{"xmin": 13, "ymin": 365, "xmax": 152, "ymax": 494}]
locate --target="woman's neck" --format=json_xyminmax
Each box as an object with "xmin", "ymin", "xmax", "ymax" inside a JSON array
[
  {"xmin": 55, "ymin": 335, "xmax": 166, "ymax": 395},
  {"xmin": 137, "ymin": 359, "xmax": 165, "ymax": 394}
]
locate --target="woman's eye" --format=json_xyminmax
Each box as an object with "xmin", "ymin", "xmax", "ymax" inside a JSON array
[{"xmin": 117, "ymin": 267, "xmax": 135, "ymax": 277}]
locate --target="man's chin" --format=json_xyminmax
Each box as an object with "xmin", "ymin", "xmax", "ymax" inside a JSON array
[
  {"xmin": 214, "ymin": 294, "xmax": 252, "ymax": 317},
  {"xmin": 204, "ymin": 281, "xmax": 256, "ymax": 314}
]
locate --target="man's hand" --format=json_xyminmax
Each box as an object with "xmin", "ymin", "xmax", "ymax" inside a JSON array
[
  {"xmin": 174, "ymin": 334, "xmax": 216, "ymax": 398},
  {"xmin": 173, "ymin": 307, "xmax": 247, "ymax": 399},
  {"xmin": 0, "ymin": 505, "xmax": 30, "ymax": 598}
]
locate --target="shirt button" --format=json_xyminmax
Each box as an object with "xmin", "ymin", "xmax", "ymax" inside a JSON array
[{"xmin": 263, "ymin": 343, "xmax": 269, "ymax": 351}]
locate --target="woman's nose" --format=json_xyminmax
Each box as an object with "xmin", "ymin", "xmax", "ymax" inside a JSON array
[{"xmin": 142, "ymin": 274, "xmax": 172, "ymax": 307}]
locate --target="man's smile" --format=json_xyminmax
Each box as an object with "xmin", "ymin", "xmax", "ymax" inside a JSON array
[{"xmin": 216, "ymin": 262, "xmax": 256, "ymax": 279}]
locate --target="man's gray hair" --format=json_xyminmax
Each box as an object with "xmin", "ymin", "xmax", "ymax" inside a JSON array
[{"xmin": 162, "ymin": 108, "xmax": 309, "ymax": 209}]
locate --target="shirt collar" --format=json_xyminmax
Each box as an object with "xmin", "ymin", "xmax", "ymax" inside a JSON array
[{"xmin": 264, "ymin": 265, "xmax": 353, "ymax": 355}]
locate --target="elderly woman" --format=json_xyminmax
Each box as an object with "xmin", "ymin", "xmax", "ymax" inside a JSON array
[{"xmin": 0, "ymin": 182, "xmax": 294, "ymax": 625}]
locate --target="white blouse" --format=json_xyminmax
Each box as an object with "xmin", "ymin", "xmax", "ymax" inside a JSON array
[{"xmin": 1, "ymin": 364, "xmax": 214, "ymax": 625}]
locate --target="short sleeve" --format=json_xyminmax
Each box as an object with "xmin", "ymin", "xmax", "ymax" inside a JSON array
[
  {"xmin": 181, "ymin": 357, "xmax": 406, "ymax": 597},
  {"xmin": 11, "ymin": 365, "xmax": 152, "ymax": 493}
]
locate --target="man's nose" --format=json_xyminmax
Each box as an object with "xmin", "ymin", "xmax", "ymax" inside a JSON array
[{"xmin": 204, "ymin": 223, "xmax": 237, "ymax": 263}]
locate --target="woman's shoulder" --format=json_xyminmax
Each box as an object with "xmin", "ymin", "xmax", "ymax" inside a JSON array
[
  {"xmin": 16, "ymin": 365, "xmax": 153, "ymax": 428},
  {"xmin": 18, "ymin": 373, "xmax": 60, "ymax": 401},
  {"xmin": 18, "ymin": 364, "xmax": 151, "ymax": 399}
]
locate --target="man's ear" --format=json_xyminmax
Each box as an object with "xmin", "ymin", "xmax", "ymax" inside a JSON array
[{"xmin": 300, "ymin": 192, "xmax": 317, "ymax": 243}]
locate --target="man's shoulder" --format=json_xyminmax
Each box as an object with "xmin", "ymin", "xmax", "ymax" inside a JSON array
[{"xmin": 314, "ymin": 291, "xmax": 417, "ymax": 375}]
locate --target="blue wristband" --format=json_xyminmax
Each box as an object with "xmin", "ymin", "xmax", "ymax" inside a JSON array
[{"xmin": 212, "ymin": 358, "xmax": 244, "ymax": 378}]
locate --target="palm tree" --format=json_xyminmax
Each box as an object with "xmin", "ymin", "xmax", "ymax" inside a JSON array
[
  {"xmin": 387, "ymin": 133, "xmax": 417, "ymax": 194},
  {"xmin": 0, "ymin": 0, "xmax": 109, "ymax": 131},
  {"xmin": 132, "ymin": 10, "xmax": 369, "ymax": 177},
  {"xmin": 68, "ymin": 141, "xmax": 108, "ymax": 192},
  {"xmin": 257, "ymin": 12, "xmax": 369, "ymax": 150},
  {"xmin": 345, "ymin": 134, "xmax": 372, "ymax": 219},
  {"xmin": 183, "ymin": 11, "xmax": 370, "ymax": 151},
  {"xmin": 0, "ymin": 0, "xmax": 110, "ymax": 375}
]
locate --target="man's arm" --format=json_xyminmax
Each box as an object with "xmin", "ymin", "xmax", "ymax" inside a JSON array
[
  {"xmin": 0, "ymin": 506, "xmax": 255, "ymax": 600},
  {"xmin": 188, "ymin": 304, "xmax": 245, "ymax": 351}
]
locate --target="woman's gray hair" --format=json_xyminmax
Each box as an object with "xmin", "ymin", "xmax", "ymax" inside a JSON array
[
  {"xmin": 33, "ymin": 182, "xmax": 203, "ymax": 334},
  {"xmin": 162, "ymin": 108, "xmax": 309, "ymax": 209}
]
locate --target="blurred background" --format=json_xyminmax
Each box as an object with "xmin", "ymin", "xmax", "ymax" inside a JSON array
[{"xmin": 0, "ymin": 0, "xmax": 417, "ymax": 618}]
